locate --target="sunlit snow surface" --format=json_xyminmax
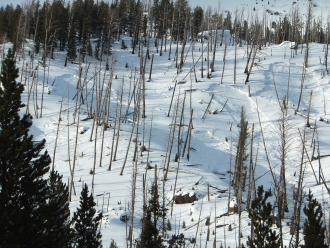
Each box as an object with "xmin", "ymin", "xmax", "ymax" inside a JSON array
[{"xmin": 1, "ymin": 1, "xmax": 330, "ymax": 247}]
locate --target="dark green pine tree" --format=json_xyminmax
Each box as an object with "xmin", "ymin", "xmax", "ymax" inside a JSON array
[
  {"xmin": 246, "ymin": 186, "xmax": 280, "ymax": 248},
  {"xmin": 67, "ymin": 23, "xmax": 77, "ymax": 62},
  {"xmin": 139, "ymin": 183, "xmax": 166, "ymax": 248},
  {"xmin": 51, "ymin": 0, "xmax": 70, "ymax": 52},
  {"xmin": 45, "ymin": 170, "xmax": 73, "ymax": 247},
  {"xmin": 301, "ymin": 190, "xmax": 328, "ymax": 248},
  {"xmin": 168, "ymin": 233, "xmax": 186, "ymax": 248},
  {"xmin": 0, "ymin": 49, "xmax": 52, "ymax": 247},
  {"xmin": 192, "ymin": 6, "xmax": 204, "ymax": 40},
  {"xmin": 72, "ymin": 183, "xmax": 102, "ymax": 248}
]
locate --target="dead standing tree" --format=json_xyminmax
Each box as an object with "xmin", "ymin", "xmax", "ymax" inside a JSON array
[
  {"xmin": 273, "ymin": 70, "xmax": 297, "ymax": 247},
  {"xmin": 120, "ymin": 75, "xmax": 143, "ymax": 176},
  {"xmin": 52, "ymin": 98, "xmax": 63, "ymax": 172},
  {"xmin": 289, "ymin": 129, "xmax": 307, "ymax": 248},
  {"xmin": 69, "ymin": 70, "xmax": 84, "ymax": 201},
  {"xmin": 164, "ymin": 94, "xmax": 180, "ymax": 181},
  {"xmin": 211, "ymin": 8, "xmax": 222, "ymax": 74},
  {"xmin": 233, "ymin": 106, "xmax": 249, "ymax": 246},
  {"xmin": 246, "ymin": 123, "xmax": 255, "ymax": 210},
  {"xmin": 109, "ymin": 80, "xmax": 124, "ymax": 171}
]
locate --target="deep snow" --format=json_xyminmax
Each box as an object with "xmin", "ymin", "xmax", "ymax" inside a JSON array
[{"xmin": 1, "ymin": 1, "xmax": 330, "ymax": 247}]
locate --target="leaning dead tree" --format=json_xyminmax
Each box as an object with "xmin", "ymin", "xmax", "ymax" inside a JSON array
[
  {"xmin": 211, "ymin": 9, "xmax": 221, "ymax": 73},
  {"xmin": 109, "ymin": 80, "xmax": 124, "ymax": 170},
  {"xmin": 120, "ymin": 77, "xmax": 142, "ymax": 176},
  {"xmin": 164, "ymin": 95, "xmax": 180, "ymax": 181},
  {"xmin": 246, "ymin": 123, "xmax": 255, "ymax": 210},
  {"xmin": 69, "ymin": 72, "xmax": 83, "ymax": 200},
  {"xmin": 244, "ymin": 21, "xmax": 262, "ymax": 83},
  {"xmin": 52, "ymin": 98, "xmax": 63, "ymax": 172},
  {"xmin": 304, "ymin": 1, "xmax": 313, "ymax": 68},
  {"xmin": 296, "ymin": 61, "xmax": 307, "ymax": 114}
]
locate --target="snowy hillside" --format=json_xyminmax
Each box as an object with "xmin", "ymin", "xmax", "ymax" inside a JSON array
[{"xmin": 1, "ymin": 0, "xmax": 330, "ymax": 247}]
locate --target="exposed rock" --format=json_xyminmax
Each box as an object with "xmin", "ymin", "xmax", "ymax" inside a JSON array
[{"xmin": 174, "ymin": 193, "xmax": 197, "ymax": 204}]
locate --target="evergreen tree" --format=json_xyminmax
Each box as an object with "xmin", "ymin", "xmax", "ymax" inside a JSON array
[
  {"xmin": 224, "ymin": 11, "xmax": 233, "ymax": 33},
  {"xmin": 301, "ymin": 190, "xmax": 328, "ymax": 248},
  {"xmin": 67, "ymin": 23, "xmax": 77, "ymax": 62},
  {"xmin": 0, "ymin": 6, "xmax": 5, "ymax": 42},
  {"xmin": 172, "ymin": 0, "xmax": 189, "ymax": 42},
  {"xmin": 246, "ymin": 186, "xmax": 280, "ymax": 248},
  {"xmin": 139, "ymin": 183, "xmax": 166, "ymax": 248},
  {"xmin": 192, "ymin": 6, "xmax": 203, "ymax": 40},
  {"xmin": 51, "ymin": 0, "xmax": 69, "ymax": 51},
  {"xmin": 72, "ymin": 183, "xmax": 102, "ymax": 248},
  {"xmin": 0, "ymin": 49, "xmax": 52, "ymax": 247},
  {"xmin": 168, "ymin": 233, "xmax": 186, "ymax": 248},
  {"xmin": 45, "ymin": 170, "xmax": 73, "ymax": 247},
  {"xmin": 109, "ymin": 239, "xmax": 118, "ymax": 248},
  {"xmin": 2, "ymin": 4, "xmax": 19, "ymax": 44},
  {"xmin": 87, "ymin": 40, "xmax": 93, "ymax": 57}
]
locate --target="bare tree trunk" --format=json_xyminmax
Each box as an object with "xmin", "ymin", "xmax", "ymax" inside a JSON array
[
  {"xmin": 123, "ymin": 75, "xmax": 138, "ymax": 123},
  {"xmin": 245, "ymin": 45, "xmax": 258, "ymax": 83},
  {"xmin": 41, "ymin": 28, "xmax": 56, "ymax": 118},
  {"xmin": 171, "ymin": 139, "xmax": 181, "ymax": 217},
  {"xmin": 145, "ymin": 115, "xmax": 153, "ymax": 177},
  {"xmin": 182, "ymin": 109, "xmax": 193, "ymax": 157},
  {"xmin": 66, "ymin": 88, "xmax": 73, "ymax": 196},
  {"xmin": 177, "ymin": 91, "xmax": 186, "ymax": 158},
  {"xmin": 211, "ymin": 28, "xmax": 218, "ymax": 73},
  {"xmin": 186, "ymin": 115, "xmax": 193, "ymax": 161},
  {"xmin": 167, "ymin": 81, "xmax": 177, "ymax": 117},
  {"xmin": 70, "ymin": 90, "xmax": 81, "ymax": 200},
  {"xmin": 164, "ymin": 96, "xmax": 179, "ymax": 181},
  {"xmin": 109, "ymin": 81, "xmax": 124, "ymax": 170},
  {"xmin": 221, "ymin": 44, "xmax": 228, "ymax": 84},
  {"xmin": 34, "ymin": 60, "xmax": 39, "ymax": 119},
  {"xmin": 148, "ymin": 53, "xmax": 154, "ymax": 81},
  {"xmin": 108, "ymin": 98, "xmax": 118, "ymax": 171},
  {"xmin": 113, "ymin": 81, "xmax": 124, "ymax": 161},
  {"xmin": 304, "ymin": 2, "xmax": 312, "ymax": 68},
  {"xmin": 120, "ymin": 115, "xmax": 137, "ymax": 176},
  {"xmin": 207, "ymin": 29, "xmax": 211, "ymax": 79},
  {"xmin": 256, "ymin": 99, "xmax": 278, "ymax": 189},
  {"xmin": 193, "ymin": 200, "xmax": 204, "ymax": 248},
  {"xmin": 26, "ymin": 63, "xmax": 36, "ymax": 115},
  {"xmin": 132, "ymin": 90, "xmax": 141, "ymax": 163},
  {"xmin": 296, "ymin": 63, "xmax": 307, "ymax": 114},
  {"xmin": 306, "ymin": 90, "xmax": 313, "ymax": 127},
  {"xmin": 202, "ymin": 93, "xmax": 214, "ymax": 120},
  {"xmin": 290, "ymin": 129, "xmax": 306, "ymax": 248},
  {"xmin": 244, "ymin": 41, "xmax": 253, "ymax": 74},
  {"xmin": 246, "ymin": 123, "xmax": 255, "ymax": 209},
  {"xmin": 325, "ymin": 20, "xmax": 329, "ymax": 74},
  {"xmin": 168, "ymin": 9, "xmax": 175, "ymax": 60},
  {"xmin": 153, "ymin": 164, "xmax": 158, "ymax": 232},
  {"xmin": 201, "ymin": 23, "xmax": 205, "ymax": 79},
  {"xmin": 121, "ymin": 77, "xmax": 142, "ymax": 175},
  {"xmin": 178, "ymin": 11, "xmax": 188, "ymax": 73},
  {"xmin": 191, "ymin": 43, "xmax": 198, "ymax": 82},
  {"xmin": 129, "ymin": 159, "xmax": 137, "ymax": 248},
  {"xmin": 52, "ymin": 98, "xmax": 63, "ymax": 172},
  {"xmin": 99, "ymin": 61, "xmax": 115, "ymax": 168}
]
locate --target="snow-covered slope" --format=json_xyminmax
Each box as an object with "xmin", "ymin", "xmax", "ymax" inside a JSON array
[{"xmin": 2, "ymin": 6, "xmax": 330, "ymax": 247}]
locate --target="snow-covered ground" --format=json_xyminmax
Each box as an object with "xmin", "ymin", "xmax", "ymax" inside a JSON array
[{"xmin": 2, "ymin": 2, "xmax": 330, "ymax": 247}]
